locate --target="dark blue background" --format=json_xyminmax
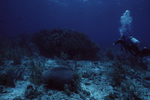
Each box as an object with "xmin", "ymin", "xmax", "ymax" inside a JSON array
[{"xmin": 0, "ymin": 0, "xmax": 150, "ymax": 48}]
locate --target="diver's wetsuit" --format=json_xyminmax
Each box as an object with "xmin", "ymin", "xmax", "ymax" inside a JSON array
[{"xmin": 114, "ymin": 35, "xmax": 150, "ymax": 57}]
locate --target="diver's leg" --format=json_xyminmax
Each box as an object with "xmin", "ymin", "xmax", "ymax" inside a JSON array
[
  {"xmin": 138, "ymin": 49, "xmax": 150, "ymax": 57},
  {"xmin": 128, "ymin": 49, "xmax": 137, "ymax": 56}
]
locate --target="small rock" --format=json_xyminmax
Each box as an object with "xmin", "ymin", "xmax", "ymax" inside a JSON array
[
  {"xmin": 145, "ymin": 76, "xmax": 150, "ymax": 81},
  {"xmin": 143, "ymin": 81, "xmax": 150, "ymax": 88},
  {"xmin": 85, "ymin": 82, "xmax": 91, "ymax": 85}
]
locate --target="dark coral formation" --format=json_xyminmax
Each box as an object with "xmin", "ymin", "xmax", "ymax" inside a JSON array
[
  {"xmin": 33, "ymin": 28, "xmax": 99, "ymax": 60},
  {"xmin": 44, "ymin": 66, "xmax": 74, "ymax": 90}
]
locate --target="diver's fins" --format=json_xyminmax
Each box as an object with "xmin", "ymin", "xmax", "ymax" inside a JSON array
[{"xmin": 138, "ymin": 49, "xmax": 150, "ymax": 57}]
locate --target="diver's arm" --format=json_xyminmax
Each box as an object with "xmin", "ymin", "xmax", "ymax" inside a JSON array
[
  {"xmin": 113, "ymin": 40, "xmax": 124, "ymax": 45},
  {"xmin": 113, "ymin": 35, "xmax": 125, "ymax": 45}
]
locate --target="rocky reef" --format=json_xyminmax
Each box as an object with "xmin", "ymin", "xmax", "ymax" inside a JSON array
[{"xmin": 33, "ymin": 28, "xmax": 99, "ymax": 60}]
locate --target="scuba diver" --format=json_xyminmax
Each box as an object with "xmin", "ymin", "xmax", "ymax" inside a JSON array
[{"xmin": 113, "ymin": 35, "xmax": 150, "ymax": 57}]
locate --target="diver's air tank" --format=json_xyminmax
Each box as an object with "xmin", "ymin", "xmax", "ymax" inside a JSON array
[{"xmin": 129, "ymin": 36, "xmax": 141, "ymax": 46}]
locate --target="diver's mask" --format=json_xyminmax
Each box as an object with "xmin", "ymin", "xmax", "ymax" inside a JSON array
[{"xmin": 129, "ymin": 36, "xmax": 141, "ymax": 46}]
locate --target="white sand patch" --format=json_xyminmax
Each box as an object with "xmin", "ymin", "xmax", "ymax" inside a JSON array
[{"xmin": 81, "ymin": 82, "xmax": 113, "ymax": 99}]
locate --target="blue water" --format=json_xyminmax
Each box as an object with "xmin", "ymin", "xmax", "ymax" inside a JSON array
[{"xmin": 0, "ymin": 0, "xmax": 150, "ymax": 47}]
